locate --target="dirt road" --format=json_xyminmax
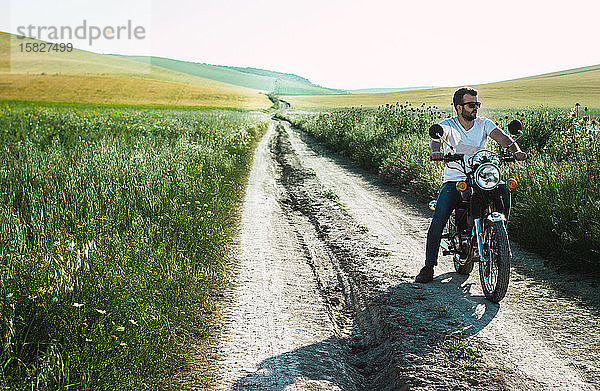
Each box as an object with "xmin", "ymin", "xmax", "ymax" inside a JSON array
[{"xmin": 204, "ymin": 110, "xmax": 600, "ymax": 390}]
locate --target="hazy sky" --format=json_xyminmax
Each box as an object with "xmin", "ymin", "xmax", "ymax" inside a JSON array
[{"xmin": 3, "ymin": 0, "xmax": 599, "ymax": 89}]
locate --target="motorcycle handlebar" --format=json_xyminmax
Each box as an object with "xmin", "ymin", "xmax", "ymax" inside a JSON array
[
  {"xmin": 432, "ymin": 153, "xmax": 464, "ymax": 162},
  {"xmin": 501, "ymin": 153, "xmax": 517, "ymax": 162},
  {"xmin": 433, "ymin": 152, "xmax": 520, "ymax": 163}
]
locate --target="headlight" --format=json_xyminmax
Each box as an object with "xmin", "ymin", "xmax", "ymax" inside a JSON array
[{"xmin": 474, "ymin": 163, "xmax": 500, "ymax": 189}]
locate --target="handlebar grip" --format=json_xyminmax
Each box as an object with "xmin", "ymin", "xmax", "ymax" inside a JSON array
[
  {"xmin": 446, "ymin": 154, "xmax": 464, "ymax": 162},
  {"xmin": 431, "ymin": 153, "xmax": 464, "ymax": 162}
]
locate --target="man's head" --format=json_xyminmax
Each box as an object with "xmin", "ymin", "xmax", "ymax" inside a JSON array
[{"xmin": 453, "ymin": 87, "xmax": 480, "ymax": 121}]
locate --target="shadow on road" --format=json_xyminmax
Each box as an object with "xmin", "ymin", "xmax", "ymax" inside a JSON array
[
  {"xmin": 232, "ymin": 272, "xmax": 501, "ymax": 390},
  {"xmin": 232, "ymin": 336, "xmax": 351, "ymax": 390}
]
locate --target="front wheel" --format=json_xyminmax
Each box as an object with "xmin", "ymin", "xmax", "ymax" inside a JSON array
[{"xmin": 479, "ymin": 220, "xmax": 511, "ymax": 303}]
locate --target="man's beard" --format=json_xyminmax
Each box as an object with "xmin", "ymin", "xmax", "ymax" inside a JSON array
[{"xmin": 461, "ymin": 110, "xmax": 477, "ymax": 121}]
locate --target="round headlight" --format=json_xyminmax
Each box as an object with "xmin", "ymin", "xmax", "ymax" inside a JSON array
[{"xmin": 474, "ymin": 163, "xmax": 500, "ymax": 189}]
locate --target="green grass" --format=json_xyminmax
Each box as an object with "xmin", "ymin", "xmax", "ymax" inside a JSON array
[
  {"xmin": 445, "ymin": 340, "xmax": 483, "ymax": 368},
  {"xmin": 0, "ymin": 102, "xmax": 269, "ymax": 389},
  {"xmin": 322, "ymin": 188, "xmax": 339, "ymax": 201},
  {"xmin": 280, "ymin": 105, "xmax": 600, "ymax": 268}
]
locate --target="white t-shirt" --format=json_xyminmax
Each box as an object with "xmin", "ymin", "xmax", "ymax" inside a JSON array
[{"xmin": 438, "ymin": 116, "xmax": 497, "ymax": 183}]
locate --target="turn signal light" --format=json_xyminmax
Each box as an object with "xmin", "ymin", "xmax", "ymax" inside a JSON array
[
  {"xmin": 456, "ymin": 181, "xmax": 468, "ymax": 192},
  {"xmin": 507, "ymin": 178, "xmax": 518, "ymax": 190}
]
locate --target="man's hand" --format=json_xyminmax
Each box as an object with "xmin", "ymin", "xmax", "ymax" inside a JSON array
[
  {"xmin": 430, "ymin": 152, "xmax": 444, "ymax": 161},
  {"xmin": 514, "ymin": 151, "xmax": 527, "ymax": 161}
]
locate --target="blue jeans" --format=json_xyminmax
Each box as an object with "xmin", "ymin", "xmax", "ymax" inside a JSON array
[{"xmin": 425, "ymin": 182, "xmax": 511, "ymax": 267}]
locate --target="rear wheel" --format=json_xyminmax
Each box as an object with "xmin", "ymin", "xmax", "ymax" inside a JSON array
[{"xmin": 479, "ymin": 220, "xmax": 511, "ymax": 303}]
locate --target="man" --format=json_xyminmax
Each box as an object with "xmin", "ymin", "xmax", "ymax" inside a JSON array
[{"xmin": 415, "ymin": 87, "xmax": 527, "ymax": 283}]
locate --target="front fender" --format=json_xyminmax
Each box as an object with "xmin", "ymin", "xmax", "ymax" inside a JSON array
[{"xmin": 486, "ymin": 211, "xmax": 507, "ymax": 223}]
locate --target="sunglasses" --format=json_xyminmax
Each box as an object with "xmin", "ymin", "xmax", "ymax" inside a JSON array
[{"xmin": 458, "ymin": 101, "xmax": 482, "ymax": 109}]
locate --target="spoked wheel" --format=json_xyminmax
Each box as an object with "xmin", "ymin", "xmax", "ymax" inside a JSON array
[
  {"xmin": 479, "ymin": 220, "xmax": 511, "ymax": 303},
  {"xmin": 448, "ymin": 211, "xmax": 474, "ymax": 275}
]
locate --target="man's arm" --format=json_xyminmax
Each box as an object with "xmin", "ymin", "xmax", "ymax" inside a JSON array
[{"xmin": 489, "ymin": 128, "xmax": 527, "ymax": 161}]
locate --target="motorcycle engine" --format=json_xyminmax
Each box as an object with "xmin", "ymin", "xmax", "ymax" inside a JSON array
[{"xmin": 452, "ymin": 233, "xmax": 471, "ymax": 258}]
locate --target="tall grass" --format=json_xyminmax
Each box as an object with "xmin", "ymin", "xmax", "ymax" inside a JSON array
[
  {"xmin": 0, "ymin": 102, "xmax": 268, "ymax": 389},
  {"xmin": 498, "ymin": 108, "xmax": 600, "ymax": 266},
  {"xmin": 280, "ymin": 105, "xmax": 600, "ymax": 268}
]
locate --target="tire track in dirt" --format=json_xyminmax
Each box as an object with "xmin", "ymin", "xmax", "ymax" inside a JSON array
[
  {"xmin": 212, "ymin": 122, "xmax": 359, "ymax": 391},
  {"xmin": 260, "ymin": 121, "xmax": 516, "ymax": 390}
]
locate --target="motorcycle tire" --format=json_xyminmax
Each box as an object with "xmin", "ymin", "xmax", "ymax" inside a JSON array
[{"xmin": 479, "ymin": 220, "xmax": 511, "ymax": 303}]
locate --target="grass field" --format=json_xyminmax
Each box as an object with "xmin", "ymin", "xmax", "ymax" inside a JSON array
[
  {"xmin": 0, "ymin": 101, "xmax": 269, "ymax": 390},
  {"xmin": 280, "ymin": 64, "xmax": 600, "ymax": 109},
  {"xmin": 0, "ymin": 32, "xmax": 271, "ymax": 109},
  {"xmin": 279, "ymin": 106, "xmax": 600, "ymax": 268},
  {"xmin": 0, "ymin": 73, "xmax": 270, "ymax": 108}
]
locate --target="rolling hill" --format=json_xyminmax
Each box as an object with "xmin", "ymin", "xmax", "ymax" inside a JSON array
[
  {"xmin": 114, "ymin": 55, "xmax": 347, "ymax": 95},
  {"xmin": 3, "ymin": 29, "xmax": 598, "ymax": 109},
  {"xmin": 0, "ymin": 32, "xmax": 270, "ymax": 108},
  {"xmin": 281, "ymin": 65, "xmax": 600, "ymax": 109},
  {"xmin": 348, "ymin": 87, "xmax": 438, "ymax": 94}
]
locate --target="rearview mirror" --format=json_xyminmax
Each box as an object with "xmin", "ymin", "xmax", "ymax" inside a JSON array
[
  {"xmin": 507, "ymin": 119, "xmax": 523, "ymax": 136},
  {"xmin": 429, "ymin": 124, "xmax": 444, "ymax": 139}
]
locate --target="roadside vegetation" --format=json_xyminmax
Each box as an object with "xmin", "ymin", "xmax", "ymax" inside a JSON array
[
  {"xmin": 0, "ymin": 101, "xmax": 268, "ymax": 389},
  {"xmin": 279, "ymin": 104, "xmax": 600, "ymax": 268}
]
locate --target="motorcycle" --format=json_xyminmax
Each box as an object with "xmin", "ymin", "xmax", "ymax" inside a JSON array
[{"xmin": 428, "ymin": 120, "xmax": 524, "ymax": 303}]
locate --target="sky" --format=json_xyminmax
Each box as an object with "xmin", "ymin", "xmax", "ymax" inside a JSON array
[{"xmin": 2, "ymin": 0, "xmax": 600, "ymax": 90}]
